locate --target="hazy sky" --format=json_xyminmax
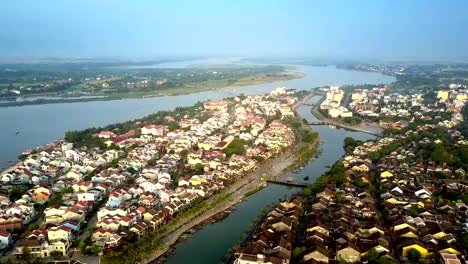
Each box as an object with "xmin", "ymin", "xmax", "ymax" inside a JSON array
[{"xmin": 1, "ymin": 0, "xmax": 468, "ymax": 61}]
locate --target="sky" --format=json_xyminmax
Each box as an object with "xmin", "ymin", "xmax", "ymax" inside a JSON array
[{"xmin": 1, "ymin": 0, "xmax": 468, "ymax": 62}]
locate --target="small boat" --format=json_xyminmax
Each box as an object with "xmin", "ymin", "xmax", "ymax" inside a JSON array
[{"xmin": 15, "ymin": 132, "xmax": 20, "ymax": 135}]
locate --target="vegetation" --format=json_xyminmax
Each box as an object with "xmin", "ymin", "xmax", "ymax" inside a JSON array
[
  {"xmin": 302, "ymin": 187, "xmax": 312, "ymax": 197},
  {"xmin": 406, "ymin": 248, "xmax": 421, "ymax": 263},
  {"xmin": 101, "ymin": 191, "xmax": 233, "ymax": 264},
  {"xmin": 9, "ymin": 186, "xmax": 25, "ymax": 201},
  {"xmin": 366, "ymin": 249, "xmax": 397, "ymax": 264},
  {"xmin": 341, "ymin": 116, "xmax": 362, "ymax": 126},
  {"xmin": 223, "ymin": 138, "xmax": 247, "ymax": 157},
  {"xmin": 64, "ymin": 102, "xmax": 203, "ymax": 148},
  {"xmin": 352, "ymin": 177, "xmax": 369, "ymax": 188},
  {"xmin": 456, "ymin": 233, "xmax": 468, "ymax": 251},
  {"xmin": 343, "ymin": 137, "xmax": 364, "ymax": 153},
  {"xmin": 459, "ymin": 103, "xmax": 468, "ymax": 139},
  {"xmin": 312, "ymin": 162, "xmax": 347, "ymax": 192}
]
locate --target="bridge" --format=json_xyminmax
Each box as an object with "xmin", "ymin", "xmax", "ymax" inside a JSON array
[
  {"xmin": 307, "ymin": 121, "xmax": 327, "ymax": 125},
  {"xmin": 266, "ymin": 179, "xmax": 308, "ymax": 188}
]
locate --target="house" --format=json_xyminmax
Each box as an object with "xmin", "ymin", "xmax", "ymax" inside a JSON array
[
  {"xmin": 352, "ymin": 164, "xmax": 370, "ymax": 173},
  {"xmin": 66, "ymin": 170, "xmax": 83, "ymax": 182},
  {"xmin": 32, "ymin": 186, "xmax": 52, "ymax": 203},
  {"xmin": 0, "ymin": 230, "xmax": 11, "ymax": 247},
  {"xmin": 33, "ymin": 192, "xmax": 51, "ymax": 203},
  {"xmin": 92, "ymin": 229, "xmax": 113, "ymax": 242},
  {"xmin": 380, "ymin": 171, "xmax": 394, "ymax": 178},
  {"xmin": 15, "ymin": 239, "xmax": 44, "ymax": 258},
  {"xmin": 77, "ymin": 192, "xmax": 95, "ymax": 202},
  {"xmin": 48, "ymin": 226, "xmax": 72, "ymax": 243},
  {"xmin": 438, "ymin": 253, "xmax": 462, "ymax": 264},
  {"xmin": 141, "ymin": 125, "xmax": 168, "ymax": 137},
  {"xmin": 203, "ymin": 100, "xmax": 229, "ymax": 111},
  {"xmin": 337, "ymin": 245, "xmax": 361, "ymax": 263},
  {"xmin": 44, "ymin": 207, "xmax": 67, "ymax": 224},
  {"xmin": 401, "ymin": 239, "xmax": 429, "ymax": 259},
  {"xmin": 72, "ymin": 181, "xmax": 93, "ymax": 193},
  {"xmin": 303, "ymin": 247, "xmax": 329, "ymax": 263}
]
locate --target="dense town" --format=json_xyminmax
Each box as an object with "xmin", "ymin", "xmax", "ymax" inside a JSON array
[
  {"xmin": 233, "ymin": 82, "xmax": 468, "ymax": 264},
  {"xmin": 1, "ymin": 64, "xmax": 468, "ymax": 264},
  {"xmin": 0, "ymin": 87, "xmax": 306, "ymax": 263}
]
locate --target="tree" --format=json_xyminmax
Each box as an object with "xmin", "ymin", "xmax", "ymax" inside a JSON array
[
  {"xmin": 26, "ymin": 223, "xmax": 39, "ymax": 233},
  {"xmin": 91, "ymin": 245, "xmax": 102, "ymax": 255},
  {"xmin": 352, "ymin": 177, "xmax": 369, "ymax": 188},
  {"xmin": 9, "ymin": 187, "xmax": 24, "ymax": 201},
  {"xmin": 407, "ymin": 248, "xmax": 421, "ymax": 263},
  {"xmin": 334, "ymin": 193, "xmax": 345, "ymax": 204},
  {"xmin": 368, "ymin": 152, "xmax": 381, "ymax": 162},
  {"xmin": 366, "ymin": 249, "xmax": 380, "ymax": 263},
  {"xmin": 48, "ymin": 193, "xmax": 63, "ymax": 206},
  {"xmin": 223, "ymin": 139, "xmax": 246, "ymax": 157},
  {"xmin": 292, "ymin": 246, "xmax": 306, "ymax": 259},
  {"xmin": 50, "ymin": 250, "xmax": 63, "ymax": 259},
  {"xmin": 456, "ymin": 233, "xmax": 468, "ymax": 250},
  {"xmin": 180, "ymin": 149, "xmax": 189, "ymax": 158},
  {"xmin": 303, "ymin": 187, "xmax": 312, "ymax": 196},
  {"xmin": 63, "ymin": 186, "xmax": 74, "ymax": 194},
  {"xmin": 194, "ymin": 163, "xmax": 204, "ymax": 175}
]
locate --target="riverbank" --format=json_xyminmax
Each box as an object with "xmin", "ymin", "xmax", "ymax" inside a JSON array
[
  {"xmin": 126, "ymin": 94, "xmax": 319, "ymax": 264},
  {"xmin": 0, "ymin": 71, "xmax": 304, "ymax": 108},
  {"xmin": 311, "ymin": 94, "xmax": 383, "ymax": 136}
]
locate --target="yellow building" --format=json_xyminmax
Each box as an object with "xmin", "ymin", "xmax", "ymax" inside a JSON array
[
  {"xmin": 197, "ymin": 142, "xmax": 213, "ymax": 150},
  {"xmin": 456, "ymin": 93, "xmax": 468, "ymax": 101},
  {"xmin": 402, "ymin": 243, "xmax": 428, "ymax": 259},
  {"xmin": 352, "ymin": 164, "xmax": 370, "ymax": 172},
  {"xmin": 437, "ymin": 90, "xmax": 449, "ymax": 100},
  {"xmin": 380, "ymin": 171, "xmax": 394, "ymax": 178},
  {"xmin": 351, "ymin": 92, "xmax": 365, "ymax": 101}
]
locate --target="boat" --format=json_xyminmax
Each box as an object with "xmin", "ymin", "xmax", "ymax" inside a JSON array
[{"xmin": 15, "ymin": 132, "xmax": 20, "ymax": 135}]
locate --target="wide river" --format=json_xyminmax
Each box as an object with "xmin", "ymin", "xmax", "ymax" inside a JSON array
[
  {"xmin": 0, "ymin": 61, "xmax": 393, "ymax": 262},
  {"xmin": 0, "ymin": 64, "xmax": 393, "ymax": 169}
]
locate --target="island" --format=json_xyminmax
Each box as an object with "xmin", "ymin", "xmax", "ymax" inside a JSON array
[
  {"xmin": 0, "ymin": 87, "xmax": 319, "ymax": 264},
  {"xmin": 0, "ymin": 61, "xmax": 304, "ymax": 107}
]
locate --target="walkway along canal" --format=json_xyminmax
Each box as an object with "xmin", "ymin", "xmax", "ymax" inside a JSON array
[{"xmin": 163, "ymin": 95, "xmax": 376, "ymax": 264}]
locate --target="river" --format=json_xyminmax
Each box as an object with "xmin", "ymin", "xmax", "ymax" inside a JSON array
[
  {"xmin": 163, "ymin": 96, "xmax": 375, "ymax": 264},
  {"xmin": 0, "ymin": 61, "xmax": 392, "ymax": 262},
  {"xmin": 0, "ymin": 64, "xmax": 393, "ymax": 169}
]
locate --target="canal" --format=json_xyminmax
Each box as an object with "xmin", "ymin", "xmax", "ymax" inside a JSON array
[{"xmin": 164, "ymin": 96, "xmax": 375, "ymax": 263}]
